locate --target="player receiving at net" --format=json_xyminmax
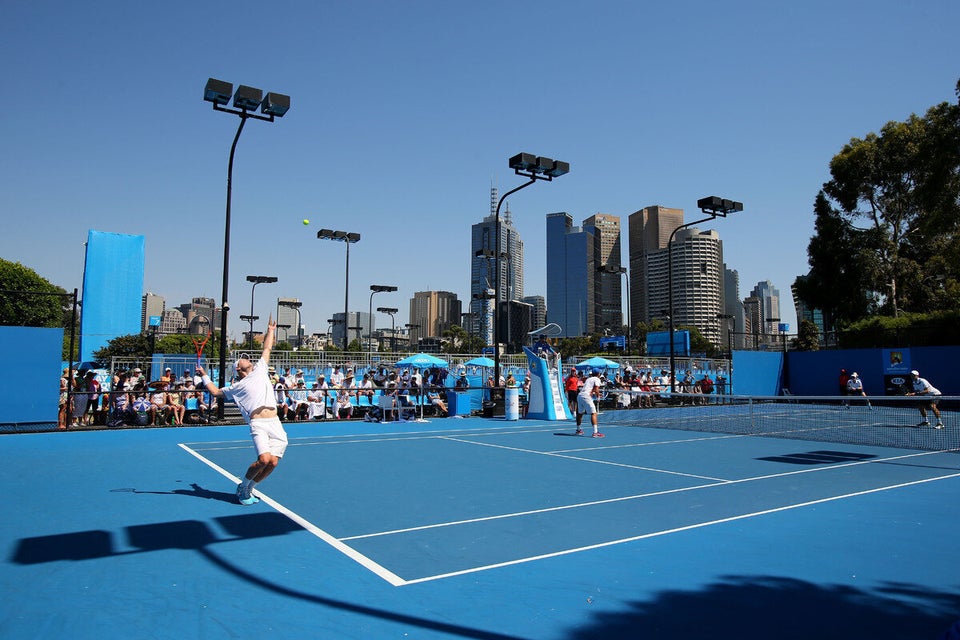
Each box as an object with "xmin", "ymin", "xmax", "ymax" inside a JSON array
[
  {"xmin": 575, "ymin": 369, "xmax": 605, "ymax": 438},
  {"xmin": 197, "ymin": 315, "xmax": 287, "ymax": 505}
]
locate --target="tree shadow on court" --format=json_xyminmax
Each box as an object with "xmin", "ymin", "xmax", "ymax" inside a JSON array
[
  {"xmin": 564, "ymin": 575, "xmax": 960, "ymax": 639},
  {"xmin": 11, "ymin": 514, "xmax": 525, "ymax": 640}
]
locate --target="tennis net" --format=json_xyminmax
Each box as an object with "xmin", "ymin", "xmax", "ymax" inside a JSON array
[{"xmin": 599, "ymin": 393, "xmax": 959, "ymax": 452}]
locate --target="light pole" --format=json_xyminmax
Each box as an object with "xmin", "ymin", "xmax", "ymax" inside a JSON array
[
  {"xmin": 204, "ymin": 78, "xmax": 289, "ymax": 413},
  {"xmin": 716, "ymin": 313, "xmax": 734, "ymax": 359},
  {"xmin": 245, "ymin": 275, "xmax": 277, "ymax": 349},
  {"xmin": 405, "ymin": 323, "xmax": 420, "ymax": 352},
  {"xmin": 492, "ymin": 153, "xmax": 570, "ymax": 389},
  {"xmin": 597, "ymin": 265, "xmax": 629, "ymax": 353},
  {"xmin": 667, "ymin": 197, "xmax": 742, "ymax": 392},
  {"xmin": 377, "ymin": 307, "xmax": 398, "ymax": 353},
  {"xmin": 318, "ymin": 229, "xmax": 360, "ymax": 348},
  {"xmin": 368, "ymin": 285, "xmax": 397, "ymax": 352},
  {"xmin": 277, "ymin": 299, "xmax": 302, "ymax": 347}
]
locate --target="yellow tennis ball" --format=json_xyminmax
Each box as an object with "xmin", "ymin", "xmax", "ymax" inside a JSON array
[{"xmin": 302, "ymin": 219, "xmax": 310, "ymax": 225}]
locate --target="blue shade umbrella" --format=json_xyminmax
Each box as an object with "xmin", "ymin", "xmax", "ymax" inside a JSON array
[
  {"xmin": 464, "ymin": 356, "xmax": 495, "ymax": 367},
  {"xmin": 394, "ymin": 353, "xmax": 449, "ymax": 368},
  {"xmin": 574, "ymin": 356, "xmax": 620, "ymax": 371}
]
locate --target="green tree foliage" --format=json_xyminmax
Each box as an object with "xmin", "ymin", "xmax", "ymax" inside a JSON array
[
  {"xmin": 794, "ymin": 319, "xmax": 821, "ymax": 351},
  {"xmin": 0, "ymin": 258, "xmax": 70, "ymax": 328},
  {"xmin": 801, "ymin": 82, "xmax": 960, "ymax": 326},
  {"xmin": 93, "ymin": 333, "xmax": 153, "ymax": 363},
  {"xmin": 441, "ymin": 325, "xmax": 485, "ymax": 354}
]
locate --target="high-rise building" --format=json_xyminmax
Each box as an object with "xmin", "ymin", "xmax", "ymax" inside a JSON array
[
  {"xmin": 177, "ymin": 297, "xmax": 215, "ymax": 334},
  {"xmin": 750, "ymin": 280, "xmax": 781, "ymax": 336},
  {"xmin": 583, "ymin": 213, "xmax": 623, "ymax": 334},
  {"xmin": 647, "ymin": 228, "xmax": 725, "ymax": 345},
  {"xmin": 409, "ymin": 291, "xmax": 461, "ymax": 344},
  {"xmin": 627, "ymin": 206, "xmax": 684, "ymax": 325},
  {"xmin": 470, "ymin": 186, "xmax": 524, "ymax": 343},
  {"xmin": 521, "ymin": 295, "xmax": 546, "ymax": 331},
  {"xmin": 331, "ymin": 311, "xmax": 370, "ymax": 348},
  {"xmin": 722, "ymin": 266, "xmax": 747, "ymax": 350},
  {"xmin": 546, "ymin": 212, "xmax": 593, "ymax": 337},
  {"xmin": 142, "ymin": 292, "xmax": 165, "ymax": 332},
  {"xmin": 276, "ymin": 297, "xmax": 302, "ymax": 345}
]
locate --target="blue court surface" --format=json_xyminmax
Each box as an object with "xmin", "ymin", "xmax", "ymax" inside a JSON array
[{"xmin": 3, "ymin": 412, "xmax": 960, "ymax": 639}]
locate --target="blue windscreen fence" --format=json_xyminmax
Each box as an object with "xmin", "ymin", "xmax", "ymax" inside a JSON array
[
  {"xmin": 80, "ymin": 230, "xmax": 144, "ymax": 363},
  {"xmin": 0, "ymin": 327, "xmax": 63, "ymax": 427}
]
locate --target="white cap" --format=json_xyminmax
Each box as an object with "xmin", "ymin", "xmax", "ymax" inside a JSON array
[{"xmin": 911, "ymin": 370, "xmax": 919, "ymax": 376}]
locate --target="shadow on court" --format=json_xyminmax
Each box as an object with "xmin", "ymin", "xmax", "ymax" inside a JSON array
[
  {"xmin": 564, "ymin": 575, "xmax": 960, "ymax": 639},
  {"xmin": 108, "ymin": 482, "xmax": 237, "ymax": 503},
  {"xmin": 10, "ymin": 513, "xmax": 526, "ymax": 640}
]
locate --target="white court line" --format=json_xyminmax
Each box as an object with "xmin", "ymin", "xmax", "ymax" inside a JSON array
[
  {"xmin": 177, "ymin": 443, "xmax": 407, "ymax": 587},
  {"xmin": 341, "ymin": 447, "xmax": 957, "ymax": 542},
  {"xmin": 179, "ymin": 432, "xmax": 960, "ymax": 587},
  {"xmin": 438, "ymin": 435, "xmax": 730, "ymax": 481},
  {"xmin": 400, "ymin": 469, "xmax": 960, "ymax": 585}
]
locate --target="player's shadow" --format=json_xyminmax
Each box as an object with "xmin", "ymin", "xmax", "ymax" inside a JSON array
[{"xmin": 112, "ymin": 482, "xmax": 236, "ymax": 504}]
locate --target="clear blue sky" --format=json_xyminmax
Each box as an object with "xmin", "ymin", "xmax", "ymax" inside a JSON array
[{"xmin": 2, "ymin": 0, "xmax": 957, "ymax": 340}]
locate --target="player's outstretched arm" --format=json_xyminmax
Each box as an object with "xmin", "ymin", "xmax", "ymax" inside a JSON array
[
  {"xmin": 196, "ymin": 364, "xmax": 224, "ymax": 398},
  {"xmin": 261, "ymin": 315, "xmax": 277, "ymax": 363}
]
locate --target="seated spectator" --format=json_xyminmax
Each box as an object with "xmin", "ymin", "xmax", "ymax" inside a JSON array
[
  {"xmin": 357, "ymin": 374, "xmax": 375, "ymax": 402},
  {"xmin": 288, "ymin": 381, "xmax": 309, "ymax": 420},
  {"xmin": 335, "ymin": 392, "xmax": 353, "ymax": 420},
  {"xmin": 275, "ymin": 383, "xmax": 290, "ymax": 421},
  {"xmin": 454, "ymin": 372, "xmax": 469, "ymax": 390},
  {"xmin": 149, "ymin": 382, "xmax": 169, "ymax": 425},
  {"xmin": 130, "ymin": 384, "xmax": 152, "ymax": 426},
  {"xmin": 426, "ymin": 387, "xmax": 448, "ymax": 416},
  {"xmin": 167, "ymin": 383, "xmax": 186, "ymax": 426},
  {"xmin": 307, "ymin": 375, "xmax": 328, "ymax": 420},
  {"xmin": 341, "ymin": 369, "xmax": 356, "ymax": 400},
  {"xmin": 505, "ymin": 372, "xmax": 516, "ymax": 387}
]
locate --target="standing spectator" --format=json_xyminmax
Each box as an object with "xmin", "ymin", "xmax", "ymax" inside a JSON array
[
  {"xmin": 715, "ymin": 371, "xmax": 727, "ymax": 401},
  {"xmin": 564, "ymin": 368, "xmax": 581, "ymax": 416},
  {"xmin": 58, "ymin": 369, "xmax": 70, "ymax": 429},
  {"xmin": 699, "ymin": 374, "xmax": 714, "ymax": 404},
  {"xmin": 845, "ymin": 372, "xmax": 872, "ymax": 409},
  {"xmin": 907, "ymin": 370, "xmax": 944, "ymax": 428},
  {"xmin": 83, "ymin": 371, "xmax": 101, "ymax": 426},
  {"xmin": 838, "ymin": 369, "xmax": 850, "ymax": 400}
]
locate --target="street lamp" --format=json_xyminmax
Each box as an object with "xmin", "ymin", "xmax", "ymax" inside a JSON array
[
  {"xmin": 318, "ymin": 229, "xmax": 360, "ymax": 348},
  {"xmin": 277, "ymin": 299, "xmax": 302, "ymax": 347},
  {"xmin": 239, "ymin": 314, "xmax": 258, "ymax": 346},
  {"xmin": 369, "ymin": 285, "xmax": 397, "ymax": 352},
  {"xmin": 377, "ymin": 307, "xmax": 398, "ymax": 353},
  {"xmin": 716, "ymin": 313, "xmax": 734, "ymax": 359},
  {"xmin": 204, "ymin": 78, "xmax": 290, "ymax": 413},
  {"xmin": 491, "ymin": 152, "xmax": 570, "ymax": 388},
  {"xmin": 667, "ymin": 196, "xmax": 742, "ymax": 392},
  {"xmin": 245, "ymin": 275, "xmax": 277, "ymax": 349},
  {"xmin": 597, "ymin": 265, "xmax": 629, "ymax": 352},
  {"xmin": 405, "ymin": 323, "xmax": 420, "ymax": 352}
]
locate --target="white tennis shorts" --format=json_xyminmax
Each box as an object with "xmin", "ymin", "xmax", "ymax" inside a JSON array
[
  {"xmin": 249, "ymin": 416, "xmax": 288, "ymax": 458},
  {"xmin": 577, "ymin": 395, "xmax": 597, "ymax": 415}
]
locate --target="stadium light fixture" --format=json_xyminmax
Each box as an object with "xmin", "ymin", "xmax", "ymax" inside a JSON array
[
  {"xmin": 317, "ymin": 229, "xmax": 361, "ymax": 348},
  {"xmin": 204, "ymin": 77, "xmax": 290, "ymax": 418},
  {"xmin": 377, "ymin": 307, "xmax": 399, "ymax": 352},
  {"xmin": 368, "ymin": 285, "xmax": 397, "ymax": 351},
  {"xmin": 491, "ymin": 151, "xmax": 570, "ymax": 400},
  {"xmin": 667, "ymin": 196, "xmax": 743, "ymax": 391}
]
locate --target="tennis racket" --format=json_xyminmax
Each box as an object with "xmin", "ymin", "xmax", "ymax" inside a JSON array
[{"xmin": 191, "ymin": 331, "xmax": 212, "ymax": 369}]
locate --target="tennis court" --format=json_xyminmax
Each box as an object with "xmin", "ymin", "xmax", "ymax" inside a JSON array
[{"xmin": 3, "ymin": 400, "xmax": 960, "ymax": 638}]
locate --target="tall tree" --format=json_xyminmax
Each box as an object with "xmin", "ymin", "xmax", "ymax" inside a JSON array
[
  {"xmin": 0, "ymin": 258, "xmax": 70, "ymax": 328},
  {"xmin": 806, "ymin": 84, "xmax": 960, "ymax": 323}
]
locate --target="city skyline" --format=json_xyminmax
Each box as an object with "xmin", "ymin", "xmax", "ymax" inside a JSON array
[{"xmin": 2, "ymin": 3, "xmax": 955, "ymax": 340}]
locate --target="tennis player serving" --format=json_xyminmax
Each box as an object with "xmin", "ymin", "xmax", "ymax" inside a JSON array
[{"xmin": 197, "ymin": 315, "xmax": 287, "ymax": 505}]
